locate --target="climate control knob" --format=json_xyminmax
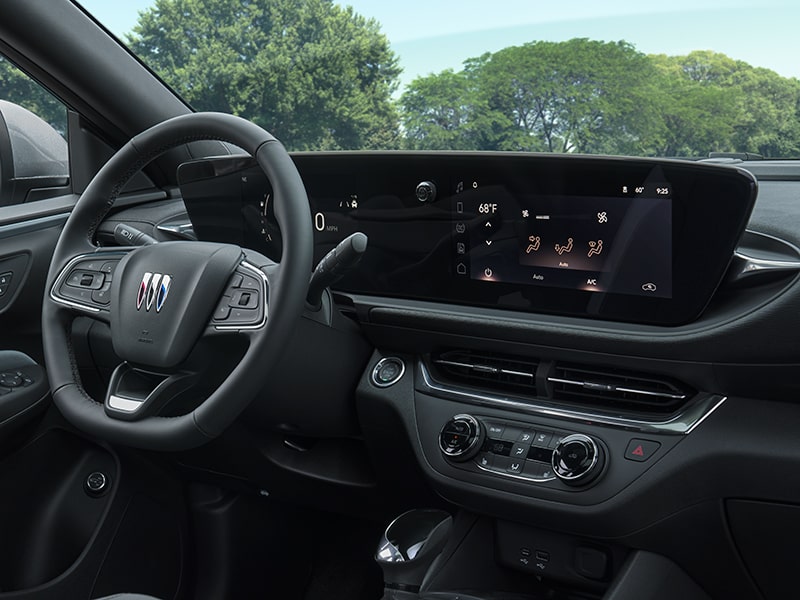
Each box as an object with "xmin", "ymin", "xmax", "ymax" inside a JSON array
[
  {"xmin": 439, "ymin": 414, "xmax": 484, "ymax": 462},
  {"xmin": 552, "ymin": 433, "xmax": 603, "ymax": 485}
]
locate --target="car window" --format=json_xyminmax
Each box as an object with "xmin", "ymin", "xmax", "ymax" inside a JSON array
[
  {"xmin": 81, "ymin": 0, "xmax": 800, "ymax": 159},
  {"xmin": 0, "ymin": 55, "xmax": 69, "ymax": 204}
]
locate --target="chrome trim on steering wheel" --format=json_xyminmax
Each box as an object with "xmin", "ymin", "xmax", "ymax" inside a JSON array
[
  {"xmin": 49, "ymin": 251, "xmax": 128, "ymax": 314},
  {"xmin": 213, "ymin": 260, "xmax": 270, "ymax": 331}
]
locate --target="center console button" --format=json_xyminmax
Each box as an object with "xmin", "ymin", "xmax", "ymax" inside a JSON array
[
  {"xmin": 500, "ymin": 426, "xmax": 523, "ymax": 441},
  {"xmin": 517, "ymin": 430, "xmax": 535, "ymax": 444},
  {"xmin": 486, "ymin": 422, "xmax": 505, "ymax": 438},
  {"xmin": 476, "ymin": 453, "xmax": 493, "ymax": 469},
  {"xmin": 507, "ymin": 460, "xmax": 524, "ymax": 474},
  {"xmin": 533, "ymin": 431, "xmax": 553, "ymax": 446},
  {"xmin": 510, "ymin": 443, "xmax": 530, "ymax": 459},
  {"xmin": 523, "ymin": 461, "xmax": 548, "ymax": 478}
]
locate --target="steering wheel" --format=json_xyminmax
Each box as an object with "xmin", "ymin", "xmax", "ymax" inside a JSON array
[{"xmin": 41, "ymin": 112, "xmax": 312, "ymax": 450}]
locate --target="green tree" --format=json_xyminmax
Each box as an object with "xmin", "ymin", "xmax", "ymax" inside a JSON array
[
  {"xmin": 402, "ymin": 39, "xmax": 664, "ymax": 155},
  {"xmin": 649, "ymin": 51, "xmax": 800, "ymax": 157},
  {"xmin": 401, "ymin": 68, "xmax": 496, "ymax": 150},
  {"xmin": 0, "ymin": 57, "xmax": 67, "ymax": 136},
  {"xmin": 128, "ymin": 0, "xmax": 401, "ymax": 150}
]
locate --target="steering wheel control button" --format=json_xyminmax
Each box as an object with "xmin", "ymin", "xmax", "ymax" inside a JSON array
[
  {"xmin": 213, "ymin": 300, "xmax": 231, "ymax": 321},
  {"xmin": 59, "ymin": 285, "xmax": 94, "ymax": 304},
  {"xmin": 624, "ymin": 439, "xmax": 661, "ymax": 462},
  {"xmin": 240, "ymin": 274, "xmax": 261, "ymax": 290},
  {"xmin": 229, "ymin": 290, "xmax": 259, "ymax": 309},
  {"xmin": 371, "ymin": 357, "xmax": 405, "ymax": 387},
  {"xmin": 230, "ymin": 273, "xmax": 244, "ymax": 288},
  {"xmin": 439, "ymin": 414, "xmax": 484, "ymax": 461},
  {"xmin": 227, "ymin": 308, "xmax": 259, "ymax": 325},
  {"xmin": 552, "ymin": 434, "xmax": 603, "ymax": 485},
  {"xmin": 0, "ymin": 373, "xmax": 23, "ymax": 388},
  {"xmin": 66, "ymin": 270, "xmax": 105, "ymax": 290},
  {"xmin": 92, "ymin": 281, "xmax": 112, "ymax": 305},
  {"xmin": 85, "ymin": 471, "xmax": 109, "ymax": 497}
]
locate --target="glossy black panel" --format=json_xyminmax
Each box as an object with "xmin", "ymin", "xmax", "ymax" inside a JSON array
[{"xmin": 180, "ymin": 152, "xmax": 756, "ymax": 325}]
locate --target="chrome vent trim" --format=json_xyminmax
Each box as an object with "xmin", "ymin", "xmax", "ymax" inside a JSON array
[
  {"xmin": 431, "ymin": 350, "xmax": 537, "ymax": 396},
  {"xmin": 417, "ymin": 362, "xmax": 724, "ymax": 436},
  {"xmin": 547, "ymin": 377, "xmax": 687, "ymax": 400},
  {"xmin": 549, "ymin": 363, "xmax": 692, "ymax": 414}
]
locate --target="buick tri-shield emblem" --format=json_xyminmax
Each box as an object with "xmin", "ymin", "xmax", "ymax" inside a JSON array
[{"xmin": 136, "ymin": 272, "xmax": 172, "ymax": 312}]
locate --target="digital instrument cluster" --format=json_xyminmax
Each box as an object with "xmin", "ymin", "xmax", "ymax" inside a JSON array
[{"xmin": 179, "ymin": 153, "xmax": 756, "ymax": 325}]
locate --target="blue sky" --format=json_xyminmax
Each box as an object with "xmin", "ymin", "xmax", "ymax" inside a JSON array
[{"xmin": 78, "ymin": 0, "xmax": 800, "ymax": 91}]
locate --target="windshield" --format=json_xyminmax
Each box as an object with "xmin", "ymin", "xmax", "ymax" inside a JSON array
[{"xmin": 80, "ymin": 0, "xmax": 800, "ymax": 158}]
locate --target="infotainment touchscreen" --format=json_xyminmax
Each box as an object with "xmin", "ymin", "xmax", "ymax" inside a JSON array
[
  {"xmin": 452, "ymin": 184, "xmax": 672, "ymax": 298},
  {"xmin": 179, "ymin": 153, "xmax": 756, "ymax": 325}
]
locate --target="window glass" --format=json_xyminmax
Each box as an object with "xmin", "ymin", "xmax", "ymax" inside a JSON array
[
  {"xmin": 83, "ymin": 0, "xmax": 800, "ymax": 158},
  {"xmin": 0, "ymin": 56, "xmax": 68, "ymax": 183}
]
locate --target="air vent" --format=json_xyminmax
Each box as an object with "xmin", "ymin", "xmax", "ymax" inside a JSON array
[
  {"xmin": 431, "ymin": 350, "xmax": 538, "ymax": 396},
  {"xmin": 549, "ymin": 363, "xmax": 692, "ymax": 414}
]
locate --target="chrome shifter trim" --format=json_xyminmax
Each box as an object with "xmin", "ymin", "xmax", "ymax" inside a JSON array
[{"xmin": 417, "ymin": 362, "xmax": 725, "ymax": 435}]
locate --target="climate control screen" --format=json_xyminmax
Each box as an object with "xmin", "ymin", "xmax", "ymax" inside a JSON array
[{"xmin": 453, "ymin": 185, "xmax": 672, "ymax": 298}]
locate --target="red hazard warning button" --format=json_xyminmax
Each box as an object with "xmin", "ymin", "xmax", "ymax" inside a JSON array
[{"xmin": 624, "ymin": 439, "xmax": 661, "ymax": 462}]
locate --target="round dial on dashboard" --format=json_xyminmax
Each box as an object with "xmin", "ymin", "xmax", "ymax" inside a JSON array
[
  {"xmin": 552, "ymin": 433, "xmax": 603, "ymax": 485},
  {"xmin": 439, "ymin": 414, "xmax": 484, "ymax": 462},
  {"xmin": 415, "ymin": 181, "xmax": 437, "ymax": 202}
]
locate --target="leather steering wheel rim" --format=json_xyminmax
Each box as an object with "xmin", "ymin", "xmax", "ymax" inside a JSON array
[{"xmin": 41, "ymin": 112, "xmax": 313, "ymax": 450}]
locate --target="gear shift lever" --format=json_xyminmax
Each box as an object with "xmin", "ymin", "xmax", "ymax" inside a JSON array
[{"xmin": 376, "ymin": 509, "xmax": 452, "ymax": 599}]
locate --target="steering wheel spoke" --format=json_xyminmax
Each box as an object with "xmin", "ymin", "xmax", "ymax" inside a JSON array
[
  {"xmin": 104, "ymin": 363, "xmax": 198, "ymax": 421},
  {"xmin": 48, "ymin": 250, "xmax": 130, "ymax": 324},
  {"xmin": 206, "ymin": 260, "xmax": 270, "ymax": 334}
]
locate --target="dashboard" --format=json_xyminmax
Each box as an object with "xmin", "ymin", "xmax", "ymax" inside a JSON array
[
  {"xmin": 106, "ymin": 151, "xmax": 800, "ymax": 598},
  {"xmin": 178, "ymin": 153, "xmax": 756, "ymax": 325}
]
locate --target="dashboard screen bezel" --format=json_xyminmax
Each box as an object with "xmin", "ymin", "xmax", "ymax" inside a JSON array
[{"xmin": 179, "ymin": 152, "xmax": 757, "ymax": 326}]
